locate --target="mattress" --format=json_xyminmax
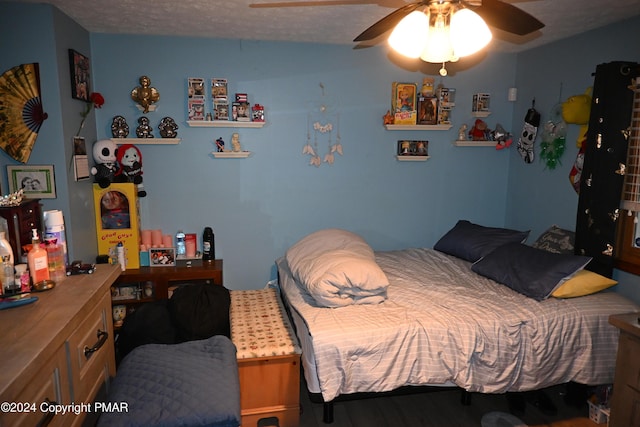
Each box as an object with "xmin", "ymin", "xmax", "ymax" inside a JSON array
[
  {"xmin": 277, "ymin": 248, "xmax": 640, "ymax": 402},
  {"xmin": 98, "ymin": 335, "xmax": 240, "ymax": 427}
]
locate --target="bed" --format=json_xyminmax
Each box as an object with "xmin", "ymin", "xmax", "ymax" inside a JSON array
[{"xmin": 276, "ymin": 224, "xmax": 640, "ymax": 422}]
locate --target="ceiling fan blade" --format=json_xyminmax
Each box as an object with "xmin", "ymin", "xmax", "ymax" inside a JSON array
[
  {"xmin": 353, "ymin": 2, "xmax": 422, "ymax": 42},
  {"xmin": 250, "ymin": 0, "xmax": 384, "ymax": 7},
  {"xmin": 473, "ymin": 0, "xmax": 544, "ymax": 36}
]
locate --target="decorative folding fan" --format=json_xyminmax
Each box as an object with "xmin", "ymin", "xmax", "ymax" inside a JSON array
[{"xmin": 0, "ymin": 63, "xmax": 48, "ymax": 163}]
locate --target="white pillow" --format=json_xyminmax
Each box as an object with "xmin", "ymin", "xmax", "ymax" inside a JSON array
[{"xmin": 285, "ymin": 229, "xmax": 389, "ymax": 307}]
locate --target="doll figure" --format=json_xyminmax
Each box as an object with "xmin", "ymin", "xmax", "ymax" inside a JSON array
[
  {"xmin": 113, "ymin": 305, "xmax": 126, "ymax": 328},
  {"xmin": 216, "ymin": 137, "xmax": 225, "ymax": 152}
]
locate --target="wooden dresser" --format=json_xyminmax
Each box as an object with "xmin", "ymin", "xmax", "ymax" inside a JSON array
[
  {"xmin": 0, "ymin": 264, "xmax": 120, "ymax": 427},
  {"xmin": 608, "ymin": 312, "xmax": 640, "ymax": 427}
]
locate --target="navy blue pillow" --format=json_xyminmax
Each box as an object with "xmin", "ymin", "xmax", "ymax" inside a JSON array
[
  {"xmin": 471, "ymin": 242, "xmax": 592, "ymax": 301},
  {"xmin": 434, "ymin": 220, "xmax": 530, "ymax": 262}
]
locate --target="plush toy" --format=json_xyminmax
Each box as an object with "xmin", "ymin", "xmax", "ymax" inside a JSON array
[
  {"xmin": 469, "ymin": 119, "xmax": 489, "ymax": 141},
  {"xmin": 115, "ymin": 144, "xmax": 146, "ymax": 197},
  {"xmin": 562, "ymin": 88, "xmax": 592, "ymax": 192},
  {"xmin": 492, "ymin": 123, "xmax": 513, "ymax": 150},
  {"xmin": 562, "ymin": 88, "xmax": 592, "ymax": 146},
  {"xmin": 90, "ymin": 139, "xmax": 118, "ymax": 188}
]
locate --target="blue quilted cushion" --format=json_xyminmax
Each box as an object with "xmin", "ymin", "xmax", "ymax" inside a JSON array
[
  {"xmin": 472, "ymin": 242, "xmax": 591, "ymax": 301},
  {"xmin": 98, "ymin": 335, "xmax": 240, "ymax": 427},
  {"xmin": 434, "ymin": 220, "xmax": 530, "ymax": 262}
]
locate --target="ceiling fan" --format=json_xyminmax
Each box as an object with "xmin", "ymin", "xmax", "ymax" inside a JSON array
[
  {"xmin": 249, "ymin": 0, "xmax": 543, "ymax": 41},
  {"xmin": 249, "ymin": 0, "xmax": 408, "ymax": 8},
  {"xmin": 355, "ymin": 0, "xmax": 543, "ymax": 43}
]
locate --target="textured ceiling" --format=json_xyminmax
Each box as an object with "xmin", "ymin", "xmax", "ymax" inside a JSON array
[{"xmin": 11, "ymin": 0, "xmax": 640, "ymax": 53}]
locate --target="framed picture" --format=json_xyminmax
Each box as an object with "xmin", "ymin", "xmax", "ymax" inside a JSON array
[
  {"xmin": 68, "ymin": 49, "xmax": 90, "ymax": 101},
  {"xmin": 7, "ymin": 164, "xmax": 56, "ymax": 198},
  {"xmin": 149, "ymin": 247, "xmax": 176, "ymax": 267},
  {"xmin": 397, "ymin": 140, "xmax": 429, "ymax": 157},
  {"xmin": 417, "ymin": 96, "xmax": 438, "ymax": 125}
]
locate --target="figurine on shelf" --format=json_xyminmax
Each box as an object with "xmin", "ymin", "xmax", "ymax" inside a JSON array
[
  {"xmin": 469, "ymin": 119, "xmax": 489, "ymax": 141},
  {"xmin": 416, "ymin": 141, "xmax": 427, "ymax": 155},
  {"xmin": 113, "ymin": 305, "xmax": 126, "ymax": 328},
  {"xmin": 136, "ymin": 116, "xmax": 154, "ymax": 138},
  {"xmin": 131, "ymin": 75, "xmax": 160, "ymax": 113},
  {"xmin": 231, "ymin": 132, "xmax": 241, "ymax": 152},
  {"xmin": 383, "ymin": 110, "xmax": 394, "ymax": 125},
  {"xmin": 216, "ymin": 137, "xmax": 225, "ymax": 152},
  {"xmin": 458, "ymin": 124, "xmax": 468, "ymax": 141},
  {"xmin": 158, "ymin": 116, "xmax": 178, "ymax": 138},
  {"xmin": 111, "ymin": 115, "xmax": 129, "ymax": 138},
  {"xmin": 492, "ymin": 123, "xmax": 513, "ymax": 150}
]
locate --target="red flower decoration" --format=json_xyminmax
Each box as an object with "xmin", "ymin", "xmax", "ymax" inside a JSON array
[
  {"xmin": 76, "ymin": 91, "xmax": 105, "ymax": 136},
  {"xmin": 89, "ymin": 92, "xmax": 105, "ymax": 109}
]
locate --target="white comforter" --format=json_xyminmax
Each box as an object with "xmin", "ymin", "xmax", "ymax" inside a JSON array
[{"xmin": 278, "ymin": 248, "xmax": 640, "ymax": 402}]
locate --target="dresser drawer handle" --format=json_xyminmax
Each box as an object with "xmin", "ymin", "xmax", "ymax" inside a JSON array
[{"xmin": 84, "ymin": 330, "xmax": 108, "ymax": 360}]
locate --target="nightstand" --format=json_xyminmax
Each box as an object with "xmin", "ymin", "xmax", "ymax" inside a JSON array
[{"xmin": 608, "ymin": 312, "xmax": 640, "ymax": 427}]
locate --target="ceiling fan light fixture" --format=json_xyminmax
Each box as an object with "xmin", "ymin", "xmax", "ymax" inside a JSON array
[
  {"xmin": 388, "ymin": 10, "xmax": 431, "ymax": 58},
  {"xmin": 419, "ymin": 11, "xmax": 453, "ymax": 64},
  {"xmin": 450, "ymin": 8, "xmax": 492, "ymax": 58}
]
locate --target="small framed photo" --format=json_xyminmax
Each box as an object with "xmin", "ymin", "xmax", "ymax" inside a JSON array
[
  {"xmin": 68, "ymin": 49, "xmax": 90, "ymax": 101},
  {"xmin": 149, "ymin": 247, "xmax": 176, "ymax": 267},
  {"xmin": 7, "ymin": 164, "xmax": 56, "ymax": 198},
  {"xmin": 397, "ymin": 140, "xmax": 429, "ymax": 157}
]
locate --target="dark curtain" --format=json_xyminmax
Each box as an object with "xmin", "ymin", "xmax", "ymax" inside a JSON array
[{"xmin": 575, "ymin": 61, "xmax": 640, "ymax": 277}]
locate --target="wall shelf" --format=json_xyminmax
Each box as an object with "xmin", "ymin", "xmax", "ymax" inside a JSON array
[
  {"xmin": 453, "ymin": 140, "xmax": 495, "ymax": 147},
  {"xmin": 471, "ymin": 111, "xmax": 491, "ymax": 118},
  {"xmin": 188, "ymin": 120, "xmax": 266, "ymax": 128},
  {"xmin": 111, "ymin": 138, "xmax": 181, "ymax": 145},
  {"xmin": 396, "ymin": 155, "xmax": 430, "ymax": 161},
  {"xmin": 385, "ymin": 124, "xmax": 452, "ymax": 131},
  {"xmin": 212, "ymin": 151, "xmax": 252, "ymax": 158}
]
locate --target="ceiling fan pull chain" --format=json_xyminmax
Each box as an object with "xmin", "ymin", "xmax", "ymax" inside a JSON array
[{"xmin": 439, "ymin": 62, "xmax": 448, "ymax": 76}]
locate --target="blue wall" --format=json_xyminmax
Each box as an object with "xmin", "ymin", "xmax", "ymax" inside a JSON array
[
  {"xmin": 0, "ymin": 2, "xmax": 97, "ymax": 263},
  {"xmin": 2, "ymin": 1, "xmax": 640, "ymax": 301},
  {"xmin": 88, "ymin": 35, "xmax": 517, "ymax": 289}
]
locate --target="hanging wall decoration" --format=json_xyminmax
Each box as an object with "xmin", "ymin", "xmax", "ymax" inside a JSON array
[
  {"xmin": 131, "ymin": 75, "xmax": 160, "ymax": 113},
  {"xmin": 302, "ymin": 83, "xmax": 343, "ymax": 167},
  {"xmin": 0, "ymin": 63, "xmax": 48, "ymax": 163}
]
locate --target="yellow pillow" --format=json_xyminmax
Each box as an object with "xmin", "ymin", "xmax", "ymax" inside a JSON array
[{"xmin": 552, "ymin": 270, "xmax": 617, "ymax": 298}]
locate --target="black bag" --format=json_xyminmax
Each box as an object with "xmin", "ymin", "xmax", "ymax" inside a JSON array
[
  {"xmin": 117, "ymin": 299, "xmax": 176, "ymax": 361},
  {"xmin": 168, "ymin": 283, "xmax": 231, "ymax": 342}
]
